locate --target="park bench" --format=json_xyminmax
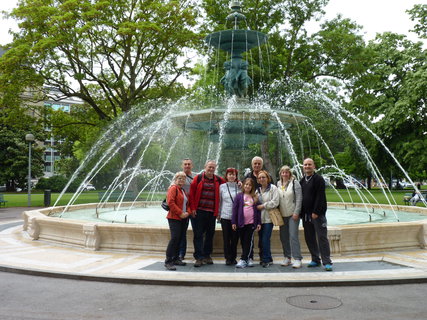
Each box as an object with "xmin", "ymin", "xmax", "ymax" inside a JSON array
[
  {"xmin": 98, "ymin": 191, "xmax": 136, "ymax": 202},
  {"xmin": 404, "ymin": 192, "xmax": 427, "ymax": 205},
  {"xmin": 0, "ymin": 194, "xmax": 7, "ymax": 207},
  {"xmin": 417, "ymin": 193, "xmax": 427, "ymax": 205},
  {"xmin": 403, "ymin": 193, "xmax": 413, "ymax": 205}
]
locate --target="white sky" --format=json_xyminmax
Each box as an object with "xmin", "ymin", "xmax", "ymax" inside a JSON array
[
  {"xmin": 0, "ymin": 0, "xmax": 424, "ymax": 45},
  {"xmin": 316, "ymin": 0, "xmax": 424, "ymax": 43}
]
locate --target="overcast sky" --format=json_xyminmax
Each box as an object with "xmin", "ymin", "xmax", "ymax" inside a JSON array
[{"xmin": 0, "ymin": 0, "xmax": 424, "ymax": 45}]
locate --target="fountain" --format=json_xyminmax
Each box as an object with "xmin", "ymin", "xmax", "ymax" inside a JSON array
[{"xmin": 22, "ymin": 2, "xmax": 427, "ymax": 256}]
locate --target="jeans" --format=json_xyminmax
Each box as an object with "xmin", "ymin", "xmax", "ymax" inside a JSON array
[
  {"xmin": 165, "ymin": 218, "xmax": 187, "ymax": 264},
  {"xmin": 302, "ymin": 215, "xmax": 332, "ymax": 265},
  {"xmin": 279, "ymin": 216, "xmax": 302, "ymax": 260},
  {"xmin": 259, "ymin": 223, "xmax": 273, "ymax": 263},
  {"xmin": 192, "ymin": 209, "xmax": 216, "ymax": 260}
]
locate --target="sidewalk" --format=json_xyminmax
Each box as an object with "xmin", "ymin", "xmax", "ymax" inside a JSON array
[{"xmin": 1, "ymin": 207, "xmax": 427, "ymax": 286}]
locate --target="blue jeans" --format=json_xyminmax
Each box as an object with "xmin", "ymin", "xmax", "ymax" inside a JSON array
[{"xmin": 259, "ymin": 223, "xmax": 273, "ymax": 263}]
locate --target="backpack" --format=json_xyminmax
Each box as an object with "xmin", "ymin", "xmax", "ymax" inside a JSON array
[{"xmin": 196, "ymin": 173, "xmax": 221, "ymax": 184}]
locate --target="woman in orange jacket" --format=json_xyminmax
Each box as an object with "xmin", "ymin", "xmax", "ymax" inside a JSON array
[{"xmin": 165, "ymin": 171, "xmax": 192, "ymax": 270}]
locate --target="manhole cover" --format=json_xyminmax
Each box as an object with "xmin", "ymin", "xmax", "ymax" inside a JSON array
[{"xmin": 286, "ymin": 295, "xmax": 342, "ymax": 310}]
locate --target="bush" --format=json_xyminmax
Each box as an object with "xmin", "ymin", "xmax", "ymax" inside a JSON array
[{"xmin": 35, "ymin": 175, "xmax": 81, "ymax": 192}]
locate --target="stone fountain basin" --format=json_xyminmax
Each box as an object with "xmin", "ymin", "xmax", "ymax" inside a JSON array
[{"xmin": 22, "ymin": 202, "xmax": 427, "ymax": 255}]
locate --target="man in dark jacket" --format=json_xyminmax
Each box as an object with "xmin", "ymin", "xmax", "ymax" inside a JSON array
[{"xmin": 300, "ymin": 158, "xmax": 333, "ymax": 271}]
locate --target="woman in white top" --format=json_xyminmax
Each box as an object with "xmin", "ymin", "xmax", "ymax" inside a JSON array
[
  {"xmin": 277, "ymin": 165, "xmax": 303, "ymax": 268},
  {"xmin": 256, "ymin": 170, "xmax": 280, "ymax": 267},
  {"xmin": 218, "ymin": 168, "xmax": 239, "ymax": 265}
]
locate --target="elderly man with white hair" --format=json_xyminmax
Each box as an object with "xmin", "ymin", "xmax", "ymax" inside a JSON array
[{"xmin": 244, "ymin": 156, "xmax": 266, "ymax": 190}]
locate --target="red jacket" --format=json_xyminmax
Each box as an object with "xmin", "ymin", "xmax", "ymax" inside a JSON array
[
  {"xmin": 189, "ymin": 172, "xmax": 225, "ymax": 216},
  {"xmin": 167, "ymin": 185, "xmax": 191, "ymax": 220}
]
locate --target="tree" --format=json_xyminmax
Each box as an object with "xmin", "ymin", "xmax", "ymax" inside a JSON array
[
  {"xmin": 349, "ymin": 32, "xmax": 427, "ymax": 180},
  {"xmin": 46, "ymin": 101, "xmax": 104, "ymax": 177},
  {"xmin": 0, "ymin": 106, "xmax": 45, "ymax": 190},
  {"xmin": 408, "ymin": 4, "xmax": 427, "ymax": 39},
  {"xmin": 0, "ymin": 0, "xmax": 200, "ymax": 190},
  {"xmin": 0, "ymin": 0, "xmax": 199, "ymax": 121},
  {"xmin": 199, "ymin": 0, "xmax": 330, "ymax": 91}
]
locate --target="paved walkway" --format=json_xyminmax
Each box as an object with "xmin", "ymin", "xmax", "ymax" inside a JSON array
[{"xmin": 1, "ymin": 207, "xmax": 427, "ymax": 287}]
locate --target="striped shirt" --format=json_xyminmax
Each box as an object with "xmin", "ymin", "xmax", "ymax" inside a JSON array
[{"xmin": 198, "ymin": 177, "xmax": 215, "ymax": 212}]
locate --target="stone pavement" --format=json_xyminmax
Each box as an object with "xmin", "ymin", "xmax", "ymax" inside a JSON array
[{"xmin": 1, "ymin": 207, "xmax": 427, "ymax": 287}]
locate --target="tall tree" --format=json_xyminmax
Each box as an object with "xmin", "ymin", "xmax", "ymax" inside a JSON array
[
  {"xmin": 0, "ymin": 106, "xmax": 45, "ymax": 190},
  {"xmin": 349, "ymin": 32, "xmax": 427, "ymax": 179},
  {"xmin": 0, "ymin": 0, "xmax": 199, "ymax": 121}
]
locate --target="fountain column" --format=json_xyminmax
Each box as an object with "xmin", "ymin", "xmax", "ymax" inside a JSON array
[{"xmin": 205, "ymin": 1, "xmax": 267, "ymax": 98}]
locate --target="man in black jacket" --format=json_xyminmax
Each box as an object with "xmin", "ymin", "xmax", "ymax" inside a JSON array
[{"xmin": 300, "ymin": 158, "xmax": 333, "ymax": 271}]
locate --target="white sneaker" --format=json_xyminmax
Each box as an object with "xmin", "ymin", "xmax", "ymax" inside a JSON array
[
  {"xmin": 292, "ymin": 259, "xmax": 302, "ymax": 269},
  {"xmin": 281, "ymin": 257, "xmax": 291, "ymax": 266},
  {"xmin": 247, "ymin": 258, "xmax": 254, "ymax": 267},
  {"xmin": 236, "ymin": 259, "xmax": 247, "ymax": 268}
]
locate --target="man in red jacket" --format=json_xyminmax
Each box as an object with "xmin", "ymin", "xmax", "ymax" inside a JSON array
[{"xmin": 190, "ymin": 160, "xmax": 225, "ymax": 267}]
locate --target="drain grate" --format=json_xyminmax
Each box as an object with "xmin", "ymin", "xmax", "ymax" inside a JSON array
[{"xmin": 286, "ymin": 295, "xmax": 342, "ymax": 310}]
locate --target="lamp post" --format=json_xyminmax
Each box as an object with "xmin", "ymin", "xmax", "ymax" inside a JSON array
[{"xmin": 25, "ymin": 133, "xmax": 35, "ymax": 207}]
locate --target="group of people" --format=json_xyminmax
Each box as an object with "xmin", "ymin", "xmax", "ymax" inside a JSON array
[{"xmin": 164, "ymin": 156, "xmax": 333, "ymax": 272}]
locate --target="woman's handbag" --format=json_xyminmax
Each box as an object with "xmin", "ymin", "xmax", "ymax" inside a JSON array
[
  {"xmin": 161, "ymin": 199, "xmax": 170, "ymax": 211},
  {"xmin": 161, "ymin": 187, "xmax": 178, "ymax": 211},
  {"xmin": 268, "ymin": 207, "xmax": 284, "ymax": 226}
]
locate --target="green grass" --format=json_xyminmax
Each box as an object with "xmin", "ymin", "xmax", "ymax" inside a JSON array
[
  {"xmin": 0, "ymin": 191, "xmax": 165, "ymax": 207},
  {"xmin": 325, "ymin": 188, "xmax": 414, "ymax": 206},
  {"xmin": 0, "ymin": 188, "xmax": 424, "ymax": 208}
]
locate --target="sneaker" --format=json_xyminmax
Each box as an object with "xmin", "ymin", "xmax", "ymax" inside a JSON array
[
  {"xmin": 292, "ymin": 260, "xmax": 302, "ymax": 269},
  {"xmin": 236, "ymin": 259, "xmax": 247, "ymax": 268},
  {"xmin": 173, "ymin": 259, "xmax": 186, "ymax": 266},
  {"xmin": 194, "ymin": 259, "xmax": 203, "ymax": 267},
  {"xmin": 247, "ymin": 258, "xmax": 254, "ymax": 267},
  {"xmin": 164, "ymin": 263, "xmax": 176, "ymax": 271},
  {"xmin": 281, "ymin": 257, "xmax": 291, "ymax": 266},
  {"xmin": 307, "ymin": 261, "xmax": 320, "ymax": 268},
  {"xmin": 261, "ymin": 261, "xmax": 272, "ymax": 268},
  {"xmin": 203, "ymin": 256, "xmax": 213, "ymax": 265},
  {"xmin": 324, "ymin": 264, "xmax": 333, "ymax": 271}
]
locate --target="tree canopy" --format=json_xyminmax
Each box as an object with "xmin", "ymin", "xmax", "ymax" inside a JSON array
[
  {"xmin": 348, "ymin": 32, "xmax": 427, "ymax": 179},
  {"xmin": 0, "ymin": 105, "xmax": 45, "ymax": 190},
  {"xmin": 1, "ymin": 0, "xmax": 199, "ymax": 120}
]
